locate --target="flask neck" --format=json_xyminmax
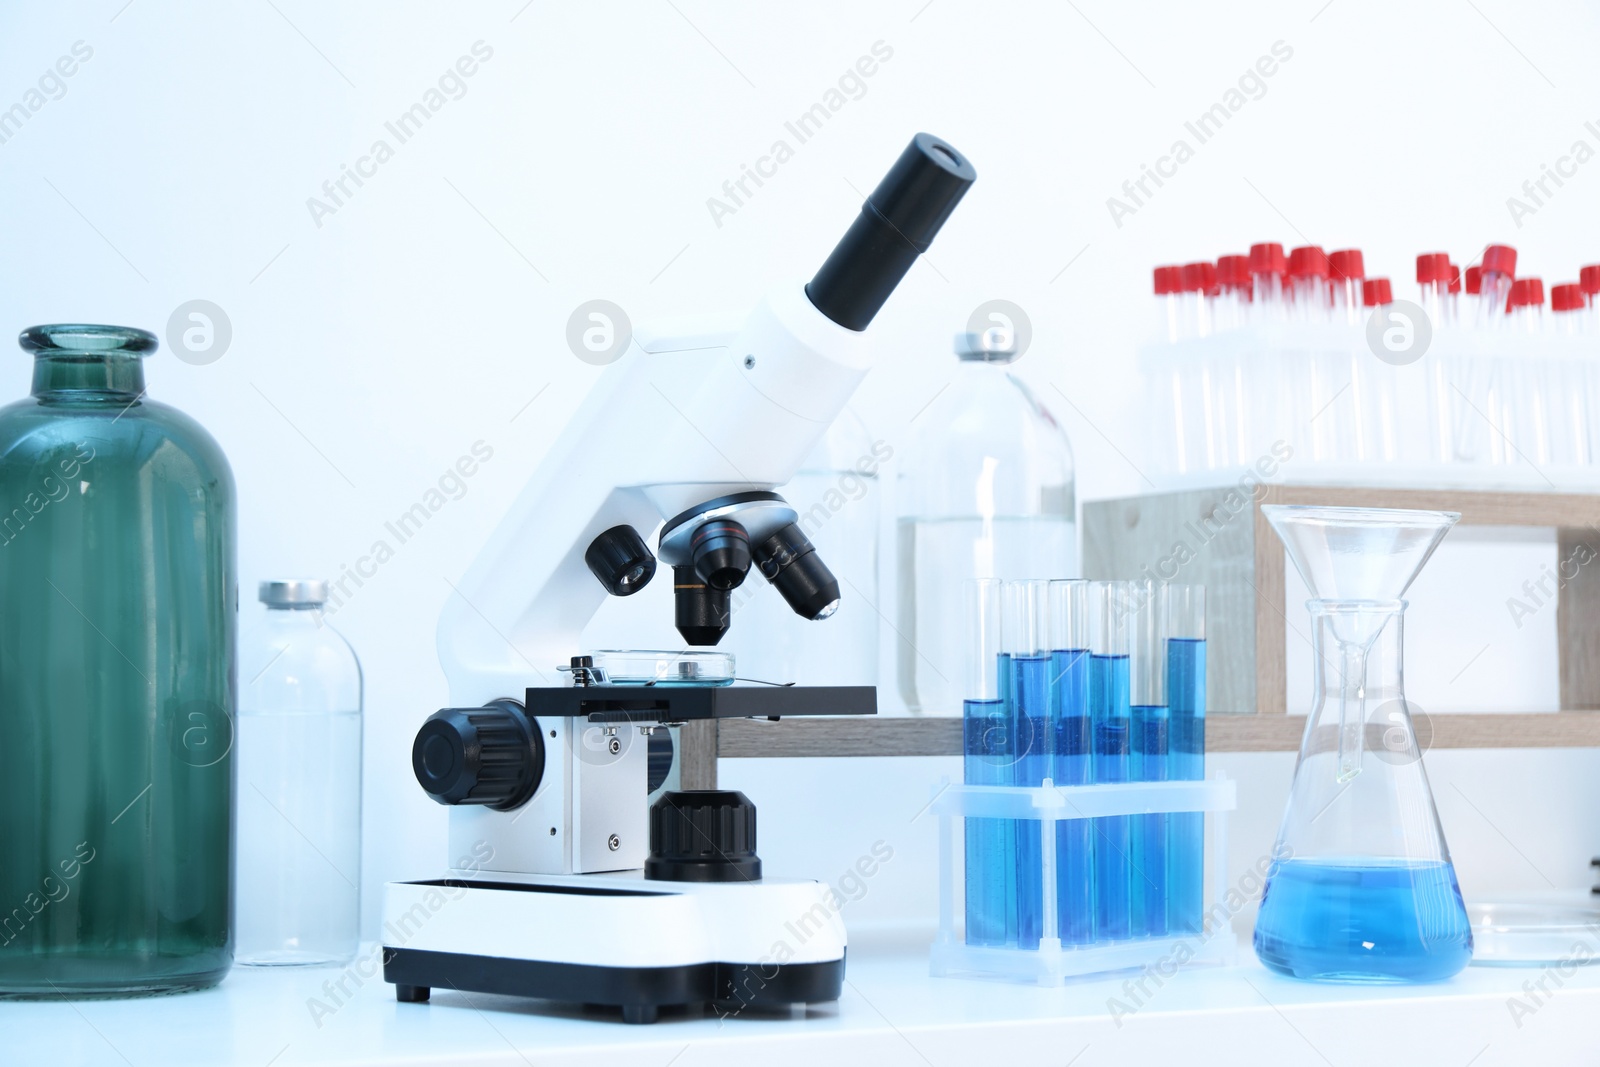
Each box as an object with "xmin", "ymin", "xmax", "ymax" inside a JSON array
[
  {"xmin": 1308, "ymin": 599, "xmax": 1406, "ymax": 782},
  {"xmin": 32, "ymin": 353, "xmax": 146, "ymax": 401}
]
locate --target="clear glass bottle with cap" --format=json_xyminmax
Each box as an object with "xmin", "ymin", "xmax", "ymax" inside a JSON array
[
  {"xmin": 237, "ymin": 579, "xmax": 363, "ymax": 966},
  {"xmin": 897, "ymin": 326, "xmax": 1077, "ymax": 715}
]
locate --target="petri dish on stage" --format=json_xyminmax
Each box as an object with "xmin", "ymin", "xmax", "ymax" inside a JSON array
[{"xmin": 588, "ymin": 650, "xmax": 735, "ymax": 686}]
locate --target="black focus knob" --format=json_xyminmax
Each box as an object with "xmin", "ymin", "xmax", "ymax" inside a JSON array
[
  {"xmin": 585, "ymin": 524, "xmax": 657, "ymax": 597},
  {"xmin": 412, "ymin": 699, "xmax": 543, "ymax": 811},
  {"xmin": 645, "ymin": 790, "xmax": 762, "ymax": 883},
  {"xmin": 690, "ymin": 519, "xmax": 751, "ymax": 591}
]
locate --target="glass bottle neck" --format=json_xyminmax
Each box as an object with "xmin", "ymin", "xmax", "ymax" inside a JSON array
[
  {"xmin": 264, "ymin": 605, "xmax": 328, "ymax": 627},
  {"xmin": 32, "ymin": 353, "xmax": 146, "ymax": 401}
]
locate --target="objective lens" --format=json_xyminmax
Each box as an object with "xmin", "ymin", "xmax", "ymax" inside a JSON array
[
  {"xmin": 674, "ymin": 565, "xmax": 731, "ymax": 646},
  {"xmin": 753, "ymin": 523, "xmax": 841, "ymax": 621},
  {"xmin": 690, "ymin": 520, "xmax": 752, "ymax": 591}
]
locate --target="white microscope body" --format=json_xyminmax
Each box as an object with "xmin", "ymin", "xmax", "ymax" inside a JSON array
[{"xmin": 382, "ymin": 133, "xmax": 976, "ymax": 1023}]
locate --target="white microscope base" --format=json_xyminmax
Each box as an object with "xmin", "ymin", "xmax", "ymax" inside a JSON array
[{"xmin": 380, "ymin": 871, "xmax": 849, "ymax": 1024}]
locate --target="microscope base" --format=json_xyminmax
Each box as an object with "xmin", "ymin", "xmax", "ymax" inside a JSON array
[{"xmin": 380, "ymin": 872, "xmax": 849, "ymax": 1023}]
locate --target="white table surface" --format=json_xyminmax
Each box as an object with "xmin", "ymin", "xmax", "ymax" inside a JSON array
[{"xmin": 10, "ymin": 928, "xmax": 1600, "ymax": 1067}]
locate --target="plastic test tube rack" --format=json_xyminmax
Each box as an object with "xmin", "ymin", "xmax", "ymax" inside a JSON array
[{"xmin": 929, "ymin": 776, "xmax": 1238, "ymax": 985}]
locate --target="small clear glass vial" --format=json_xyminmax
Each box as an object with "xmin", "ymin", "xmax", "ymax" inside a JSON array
[{"xmin": 236, "ymin": 579, "xmax": 363, "ymax": 966}]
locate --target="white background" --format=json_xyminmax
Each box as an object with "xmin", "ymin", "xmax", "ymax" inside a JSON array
[{"xmin": 2, "ymin": 0, "xmax": 1598, "ymax": 938}]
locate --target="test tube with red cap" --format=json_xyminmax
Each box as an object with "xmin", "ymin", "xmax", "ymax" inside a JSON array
[
  {"xmin": 1510, "ymin": 277, "xmax": 1552, "ymax": 464},
  {"xmin": 1180, "ymin": 261, "xmax": 1216, "ymax": 338},
  {"xmin": 1287, "ymin": 246, "xmax": 1330, "ymax": 323},
  {"xmin": 1216, "ymin": 255, "xmax": 1251, "ymax": 332},
  {"xmin": 1153, "ymin": 266, "xmax": 1184, "ymax": 342},
  {"xmin": 1447, "ymin": 264, "xmax": 1462, "ymax": 325},
  {"xmin": 1416, "ymin": 253, "xmax": 1451, "ymax": 328},
  {"xmin": 1362, "ymin": 278, "xmax": 1392, "ymax": 308},
  {"xmin": 1249, "ymin": 243, "xmax": 1287, "ymax": 322},
  {"xmin": 1552, "ymin": 283, "xmax": 1586, "ymax": 336},
  {"xmin": 1580, "ymin": 265, "xmax": 1600, "ymax": 332},
  {"xmin": 1509, "ymin": 277, "xmax": 1544, "ymax": 333},
  {"xmin": 1477, "ymin": 245, "xmax": 1517, "ymax": 328},
  {"xmin": 1328, "ymin": 249, "xmax": 1365, "ymax": 325}
]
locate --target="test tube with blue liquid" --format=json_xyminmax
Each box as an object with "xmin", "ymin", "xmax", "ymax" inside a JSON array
[
  {"xmin": 1003, "ymin": 580, "xmax": 1050, "ymax": 949},
  {"xmin": 1048, "ymin": 579, "xmax": 1093, "ymax": 944},
  {"xmin": 1089, "ymin": 581, "xmax": 1131, "ymax": 941},
  {"xmin": 963, "ymin": 578, "xmax": 1014, "ymax": 945},
  {"xmin": 1129, "ymin": 582, "xmax": 1169, "ymax": 938},
  {"xmin": 1166, "ymin": 585, "xmax": 1206, "ymax": 935}
]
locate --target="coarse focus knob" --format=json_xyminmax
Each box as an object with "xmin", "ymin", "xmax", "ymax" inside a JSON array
[
  {"xmin": 585, "ymin": 524, "xmax": 657, "ymax": 597},
  {"xmin": 645, "ymin": 790, "xmax": 762, "ymax": 883},
  {"xmin": 412, "ymin": 699, "xmax": 543, "ymax": 811}
]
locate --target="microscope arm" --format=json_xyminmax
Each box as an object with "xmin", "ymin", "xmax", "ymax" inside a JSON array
[{"xmin": 436, "ymin": 290, "xmax": 874, "ymax": 708}]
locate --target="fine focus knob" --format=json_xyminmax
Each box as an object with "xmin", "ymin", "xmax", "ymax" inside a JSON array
[
  {"xmin": 645, "ymin": 790, "xmax": 762, "ymax": 883},
  {"xmin": 412, "ymin": 699, "xmax": 543, "ymax": 811}
]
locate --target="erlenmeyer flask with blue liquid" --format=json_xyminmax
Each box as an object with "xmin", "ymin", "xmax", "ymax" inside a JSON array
[{"xmin": 1253, "ymin": 505, "xmax": 1473, "ymax": 983}]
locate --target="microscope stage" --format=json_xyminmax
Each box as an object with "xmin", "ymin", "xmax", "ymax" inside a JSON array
[
  {"xmin": 381, "ymin": 871, "xmax": 848, "ymax": 1024},
  {"xmin": 526, "ymin": 683, "xmax": 876, "ymax": 724}
]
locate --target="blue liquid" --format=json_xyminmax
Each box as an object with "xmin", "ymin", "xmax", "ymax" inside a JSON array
[
  {"xmin": 1050, "ymin": 648, "xmax": 1093, "ymax": 944},
  {"xmin": 1166, "ymin": 637, "xmax": 1206, "ymax": 934},
  {"xmin": 1130, "ymin": 704, "xmax": 1168, "ymax": 937},
  {"xmin": 963, "ymin": 697, "xmax": 1015, "ymax": 945},
  {"xmin": 1253, "ymin": 858, "xmax": 1473, "ymax": 982},
  {"xmin": 1008, "ymin": 654, "xmax": 1050, "ymax": 949},
  {"xmin": 1090, "ymin": 653, "xmax": 1131, "ymax": 940}
]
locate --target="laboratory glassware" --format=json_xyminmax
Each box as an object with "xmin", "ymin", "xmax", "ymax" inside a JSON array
[
  {"xmin": 1154, "ymin": 265, "xmax": 1184, "ymax": 343},
  {"xmin": 1049, "ymin": 579, "xmax": 1094, "ymax": 944},
  {"xmin": 1466, "ymin": 900, "xmax": 1600, "ymax": 967},
  {"xmin": 1476, "ymin": 244, "xmax": 1516, "ymax": 328},
  {"xmin": 1253, "ymin": 505, "xmax": 1473, "ymax": 983},
  {"xmin": 1089, "ymin": 581, "xmax": 1132, "ymax": 941},
  {"xmin": 237, "ymin": 579, "xmax": 363, "ymax": 966},
  {"xmin": 1216, "ymin": 255, "xmax": 1251, "ymax": 333},
  {"xmin": 1003, "ymin": 580, "xmax": 1050, "ymax": 948},
  {"xmin": 963, "ymin": 578, "xmax": 1014, "ymax": 945},
  {"xmin": 730, "ymin": 407, "xmax": 880, "ymax": 686},
  {"xmin": 1128, "ymin": 583, "xmax": 1169, "ymax": 938},
  {"xmin": 1166, "ymin": 584, "xmax": 1206, "ymax": 935},
  {"xmin": 1328, "ymin": 249, "xmax": 1365, "ymax": 325},
  {"xmin": 0, "ymin": 324, "xmax": 235, "ymax": 996},
  {"xmin": 1416, "ymin": 253, "xmax": 1450, "ymax": 325},
  {"xmin": 1287, "ymin": 245, "xmax": 1330, "ymax": 322},
  {"xmin": 898, "ymin": 327, "xmax": 1077, "ymax": 715},
  {"xmin": 1249, "ymin": 242, "xmax": 1287, "ymax": 322}
]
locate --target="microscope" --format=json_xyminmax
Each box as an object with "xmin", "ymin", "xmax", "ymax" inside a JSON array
[{"xmin": 382, "ymin": 133, "xmax": 975, "ymax": 1023}]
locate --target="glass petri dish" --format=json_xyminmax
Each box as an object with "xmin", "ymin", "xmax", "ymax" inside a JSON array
[
  {"xmin": 589, "ymin": 649, "xmax": 735, "ymax": 686},
  {"xmin": 1467, "ymin": 897, "xmax": 1600, "ymax": 967}
]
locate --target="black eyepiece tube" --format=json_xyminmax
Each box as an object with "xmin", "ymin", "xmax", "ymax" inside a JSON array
[{"xmin": 805, "ymin": 133, "xmax": 977, "ymax": 332}]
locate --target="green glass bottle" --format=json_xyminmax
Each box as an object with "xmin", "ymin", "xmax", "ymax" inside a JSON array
[{"xmin": 0, "ymin": 324, "xmax": 235, "ymax": 996}]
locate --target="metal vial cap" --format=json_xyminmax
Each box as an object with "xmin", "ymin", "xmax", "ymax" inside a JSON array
[{"xmin": 258, "ymin": 578, "xmax": 329, "ymax": 608}]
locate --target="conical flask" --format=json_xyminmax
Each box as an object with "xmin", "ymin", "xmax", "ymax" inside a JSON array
[{"xmin": 1253, "ymin": 505, "xmax": 1473, "ymax": 982}]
